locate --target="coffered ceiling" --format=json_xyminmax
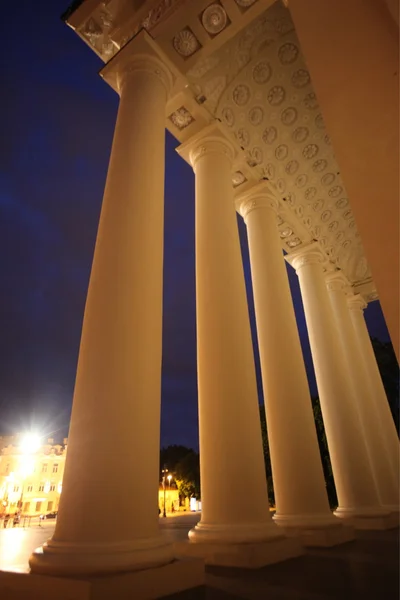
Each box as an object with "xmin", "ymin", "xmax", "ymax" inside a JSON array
[{"xmin": 64, "ymin": 0, "xmax": 377, "ymax": 298}]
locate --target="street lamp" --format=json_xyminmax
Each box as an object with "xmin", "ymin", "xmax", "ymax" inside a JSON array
[{"xmin": 161, "ymin": 467, "xmax": 168, "ymax": 518}]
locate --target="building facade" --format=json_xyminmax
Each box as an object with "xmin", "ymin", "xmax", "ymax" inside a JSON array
[
  {"xmin": 0, "ymin": 436, "xmax": 66, "ymax": 517},
  {"xmin": 23, "ymin": 0, "xmax": 398, "ymax": 596}
]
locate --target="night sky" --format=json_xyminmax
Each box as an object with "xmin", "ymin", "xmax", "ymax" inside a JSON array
[{"xmin": 0, "ymin": 0, "xmax": 391, "ymax": 448}]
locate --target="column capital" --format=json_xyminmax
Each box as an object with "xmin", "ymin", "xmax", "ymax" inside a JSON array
[
  {"xmin": 235, "ymin": 181, "xmax": 279, "ymax": 222},
  {"xmin": 286, "ymin": 242, "xmax": 325, "ymax": 272},
  {"xmin": 347, "ymin": 294, "xmax": 367, "ymax": 312},
  {"xmin": 177, "ymin": 123, "xmax": 236, "ymax": 170},
  {"xmin": 325, "ymin": 271, "xmax": 351, "ymax": 293},
  {"xmin": 100, "ymin": 30, "xmax": 174, "ymax": 96}
]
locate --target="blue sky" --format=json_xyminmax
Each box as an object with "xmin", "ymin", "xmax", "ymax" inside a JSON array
[{"xmin": 0, "ymin": 0, "xmax": 391, "ymax": 448}]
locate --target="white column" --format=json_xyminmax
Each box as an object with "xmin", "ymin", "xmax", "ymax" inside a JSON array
[
  {"xmin": 238, "ymin": 185, "xmax": 350, "ymax": 546},
  {"xmin": 326, "ymin": 275, "xmax": 399, "ymax": 512},
  {"xmin": 287, "ymin": 0, "xmax": 400, "ymax": 361},
  {"xmin": 289, "ymin": 245, "xmax": 390, "ymax": 528},
  {"xmin": 30, "ymin": 42, "xmax": 174, "ymax": 576},
  {"xmin": 177, "ymin": 127, "xmax": 301, "ymax": 567},
  {"xmin": 347, "ymin": 295, "xmax": 399, "ymax": 500}
]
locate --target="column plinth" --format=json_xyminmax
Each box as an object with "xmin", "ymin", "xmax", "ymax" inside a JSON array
[
  {"xmin": 238, "ymin": 185, "xmax": 352, "ymax": 547},
  {"xmin": 176, "ymin": 129, "xmax": 302, "ymax": 567},
  {"xmin": 288, "ymin": 245, "xmax": 391, "ymax": 530},
  {"xmin": 30, "ymin": 37, "xmax": 175, "ymax": 577}
]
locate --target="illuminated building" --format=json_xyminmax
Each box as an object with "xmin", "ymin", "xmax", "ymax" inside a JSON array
[{"xmin": 0, "ymin": 435, "xmax": 66, "ymax": 516}]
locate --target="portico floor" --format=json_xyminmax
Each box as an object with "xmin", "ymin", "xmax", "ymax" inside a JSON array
[
  {"xmin": 169, "ymin": 527, "xmax": 399, "ymax": 600},
  {"xmin": 1, "ymin": 514, "xmax": 398, "ymax": 599}
]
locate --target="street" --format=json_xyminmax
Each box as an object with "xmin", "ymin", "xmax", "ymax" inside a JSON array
[{"xmin": 0, "ymin": 512, "xmax": 201, "ymax": 573}]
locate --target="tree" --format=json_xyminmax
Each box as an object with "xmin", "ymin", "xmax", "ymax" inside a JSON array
[
  {"xmin": 259, "ymin": 405, "xmax": 275, "ymax": 505},
  {"xmin": 371, "ymin": 338, "xmax": 399, "ymax": 432},
  {"xmin": 311, "ymin": 396, "xmax": 337, "ymax": 508},
  {"xmin": 160, "ymin": 445, "xmax": 200, "ymax": 503},
  {"xmin": 174, "ymin": 451, "xmax": 200, "ymax": 500}
]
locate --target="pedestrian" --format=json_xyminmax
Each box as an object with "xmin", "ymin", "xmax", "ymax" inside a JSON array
[{"xmin": 3, "ymin": 514, "xmax": 10, "ymax": 528}]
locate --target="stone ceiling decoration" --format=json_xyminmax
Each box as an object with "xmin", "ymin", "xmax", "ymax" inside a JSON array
[
  {"xmin": 186, "ymin": 0, "xmax": 370, "ymax": 285},
  {"xmin": 201, "ymin": 3, "xmax": 230, "ymax": 36},
  {"xmin": 168, "ymin": 106, "xmax": 195, "ymax": 130},
  {"xmin": 78, "ymin": 0, "xmax": 188, "ymax": 62},
  {"xmin": 232, "ymin": 171, "xmax": 247, "ymax": 187},
  {"xmin": 173, "ymin": 27, "xmax": 202, "ymax": 58}
]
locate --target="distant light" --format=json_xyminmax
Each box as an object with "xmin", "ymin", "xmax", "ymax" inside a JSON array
[
  {"xmin": 19, "ymin": 434, "xmax": 41, "ymax": 455},
  {"xmin": 167, "ymin": 475, "xmax": 172, "ymax": 483}
]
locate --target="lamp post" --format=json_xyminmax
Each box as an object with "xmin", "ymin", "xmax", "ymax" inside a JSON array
[
  {"xmin": 161, "ymin": 467, "xmax": 168, "ymax": 518},
  {"xmin": 167, "ymin": 474, "xmax": 172, "ymax": 514}
]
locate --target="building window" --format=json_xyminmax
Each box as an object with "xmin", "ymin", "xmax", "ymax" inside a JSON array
[
  {"xmin": 42, "ymin": 464, "xmax": 48, "ymax": 473},
  {"xmin": 47, "ymin": 501, "xmax": 53, "ymax": 511},
  {"xmin": 52, "ymin": 464, "xmax": 58, "ymax": 473},
  {"xmin": 35, "ymin": 501, "xmax": 42, "ymax": 512},
  {"xmin": 23, "ymin": 502, "xmax": 30, "ymax": 512},
  {"xmin": 13, "ymin": 485, "xmax": 19, "ymax": 493},
  {"xmin": 49, "ymin": 484, "xmax": 56, "ymax": 492},
  {"xmin": 38, "ymin": 484, "xmax": 45, "ymax": 492},
  {"xmin": 27, "ymin": 485, "xmax": 33, "ymax": 492}
]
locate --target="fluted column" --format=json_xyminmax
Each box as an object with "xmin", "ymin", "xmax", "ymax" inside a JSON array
[
  {"xmin": 347, "ymin": 295, "xmax": 399, "ymax": 503},
  {"xmin": 326, "ymin": 275, "xmax": 399, "ymax": 512},
  {"xmin": 288, "ymin": 245, "xmax": 391, "ymax": 528},
  {"xmin": 176, "ymin": 126, "xmax": 301, "ymax": 567},
  {"xmin": 30, "ymin": 38, "xmax": 174, "ymax": 576},
  {"xmin": 237, "ymin": 185, "xmax": 351, "ymax": 546}
]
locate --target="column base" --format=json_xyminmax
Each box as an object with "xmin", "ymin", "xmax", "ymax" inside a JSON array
[
  {"xmin": 273, "ymin": 513, "xmax": 355, "ymax": 547},
  {"xmin": 174, "ymin": 537, "xmax": 303, "ymax": 568},
  {"xmin": 29, "ymin": 535, "xmax": 174, "ymax": 577},
  {"xmin": 334, "ymin": 507, "xmax": 397, "ymax": 530},
  {"xmin": 0, "ymin": 558, "xmax": 204, "ymax": 600},
  {"xmin": 188, "ymin": 519, "xmax": 282, "ymax": 544}
]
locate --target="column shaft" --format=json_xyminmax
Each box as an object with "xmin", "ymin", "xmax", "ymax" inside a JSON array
[
  {"xmin": 288, "ymin": 0, "xmax": 399, "ymax": 359},
  {"xmin": 241, "ymin": 194, "xmax": 335, "ymax": 531},
  {"xmin": 30, "ymin": 54, "xmax": 173, "ymax": 575},
  {"xmin": 290, "ymin": 249, "xmax": 387, "ymax": 524},
  {"xmin": 327, "ymin": 279, "xmax": 398, "ymax": 509},
  {"xmin": 190, "ymin": 140, "xmax": 278, "ymax": 544},
  {"xmin": 348, "ymin": 297, "xmax": 399, "ymax": 496}
]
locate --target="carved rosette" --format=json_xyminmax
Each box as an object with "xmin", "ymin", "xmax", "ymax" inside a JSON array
[
  {"xmin": 201, "ymin": 4, "xmax": 228, "ymax": 36},
  {"xmin": 173, "ymin": 27, "xmax": 201, "ymax": 57}
]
